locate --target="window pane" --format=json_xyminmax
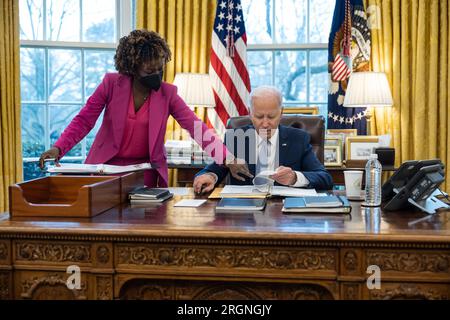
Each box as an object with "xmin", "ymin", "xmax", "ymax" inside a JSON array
[
  {"xmin": 19, "ymin": 0, "xmax": 44, "ymax": 40},
  {"xmin": 275, "ymin": 50, "xmax": 307, "ymax": 102},
  {"xmin": 242, "ymin": 0, "xmax": 273, "ymax": 44},
  {"xmin": 309, "ymin": 50, "xmax": 328, "ymax": 103},
  {"xmin": 82, "ymin": 0, "xmax": 115, "ymax": 43},
  {"xmin": 46, "ymin": 0, "xmax": 80, "ymax": 41},
  {"xmin": 21, "ymin": 104, "xmax": 46, "ymax": 157},
  {"xmin": 20, "ymin": 48, "xmax": 45, "ymax": 101},
  {"xmin": 309, "ymin": 0, "xmax": 334, "ymax": 43},
  {"xmin": 23, "ymin": 162, "xmax": 47, "ymax": 181},
  {"xmin": 248, "ymin": 51, "xmax": 273, "ymax": 89},
  {"xmin": 84, "ymin": 50, "xmax": 115, "ymax": 97},
  {"xmin": 49, "ymin": 105, "xmax": 82, "ymax": 156},
  {"xmin": 316, "ymin": 103, "xmax": 328, "ymax": 121},
  {"xmin": 48, "ymin": 49, "xmax": 82, "ymax": 102},
  {"xmin": 275, "ymin": 0, "xmax": 307, "ymax": 44}
]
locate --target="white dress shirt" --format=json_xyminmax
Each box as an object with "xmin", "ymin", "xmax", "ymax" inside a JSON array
[{"xmin": 255, "ymin": 129, "xmax": 309, "ymax": 187}]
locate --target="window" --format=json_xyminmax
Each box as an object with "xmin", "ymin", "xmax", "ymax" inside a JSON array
[
  {"xmin": 242, "ymin": 0, "xmax": 334, "ymax": 117},
  {"xmin": 19, "ymin": 0, "xmax": 134, "ymax": 180}
]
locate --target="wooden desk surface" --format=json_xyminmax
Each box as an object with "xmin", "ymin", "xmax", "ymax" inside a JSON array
[
  {"xmin": 1, "ymin": 189, "xmax": 449, "ymax": 300},
  {"xmin": 1, "ymin": 189, "xmax": 449, "ymax": 243}
]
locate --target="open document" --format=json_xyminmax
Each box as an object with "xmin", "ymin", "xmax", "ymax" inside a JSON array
[
  {"xmin": 47, "ymin": 162, "xmax": 154, "ymax": 174},
  {"xmin": 209, "ymin": 185, "xmax": 318, "ymax": 199}
]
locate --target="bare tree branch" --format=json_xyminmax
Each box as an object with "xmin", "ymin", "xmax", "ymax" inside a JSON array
[{"xmin": 265, "ymin": 0, "xmax": 272, "ymax": 37}]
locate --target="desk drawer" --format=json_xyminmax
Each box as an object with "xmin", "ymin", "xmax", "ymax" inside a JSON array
[
  {"xmin": 365, "ymin": 282, "xmax": 450, "ymax": 300},
  {"xmin": 13, "ymin": 240, "xmax": 113, "ymax": 269},
  {"xmin": 115, "ymin": 243, "xmax": 338, "ymax": 279},
  {"xmin": 365, "ymin": 249, "xmax": 450, "ymax": 282}
]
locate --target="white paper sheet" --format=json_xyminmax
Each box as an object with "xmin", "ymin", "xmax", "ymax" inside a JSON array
[
  {"xmin": 164, "ymin": 188, "xmax": 191, "ymax": 196},
  {"xmin": 220, "ymin": 185, "xmax": 318, "ymax": 197},
  {"xmin": 220, "ymin": 185, "xmax": 266, "ymax": 195},
  {"xmin": 174, "ymin": 199, "xmax": 207, "ymax": 207},
  {"xmin": 270, "ymin": 186, "xmax": 318, "ymax": 197}
]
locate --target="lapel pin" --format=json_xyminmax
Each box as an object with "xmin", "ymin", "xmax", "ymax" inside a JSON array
[{"xmin": 282, "ymin": 143, "xmax": 287, "ymax": 147}]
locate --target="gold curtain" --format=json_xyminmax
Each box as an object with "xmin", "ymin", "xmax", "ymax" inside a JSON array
[
  {"xmin": 136, "ymin": 0, "xmax": 216, "ymax": 186},
  {"xmin": 0, "ymin": 0, "xmax": 22, "ymax": 212},
  {"xmin": 366, "ymin": 0, "xmax": 450, "ymax": 192}
]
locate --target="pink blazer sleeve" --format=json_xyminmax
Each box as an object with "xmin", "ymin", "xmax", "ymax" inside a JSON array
[
  {"xmin": 53, "ymin": 74, "xmax": 110, "ymax": 157},
  {"xmin": 169, "ymin": 88, "xmax": 230, "ymax": 165}
]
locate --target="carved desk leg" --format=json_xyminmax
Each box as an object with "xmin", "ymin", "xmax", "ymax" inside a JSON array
[
  {"xmin": 339, "ymin": 248, "xmax": 364, "ymax": 300},
  {"xmin": 0, "ymin": 240, "xmax": 12, "ymax": 299},
  {"xmin": 93, "ymin": 243, "xmax": 114, "ymax": 300}
]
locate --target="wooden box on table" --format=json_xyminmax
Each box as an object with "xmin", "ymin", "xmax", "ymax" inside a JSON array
[{"xmin": 9, "ymin": 171, "xmax": 145, "ymax": 218}]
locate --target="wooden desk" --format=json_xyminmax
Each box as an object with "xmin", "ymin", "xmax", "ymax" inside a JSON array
[
  {"xmin": 170, "ymin": 163, "xmax": 397, "ymax": 186},
  {"xmin": 0, "ymin": 189, "xmax": 449, "ymax": 300}
]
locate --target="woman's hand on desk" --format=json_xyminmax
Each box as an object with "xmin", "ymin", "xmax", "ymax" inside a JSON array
[
  {"xmin": 193, "ymin": 173, "xmax": 216, "ymax": 194},
  {"xmin": 39, "ymin": 147, "xmax": 60, "ymax": 170}
]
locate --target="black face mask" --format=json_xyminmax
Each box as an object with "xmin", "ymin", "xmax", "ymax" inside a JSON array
[{"xmin": 138, "ymin": 70, "xmax": 163, "ymax": 91}]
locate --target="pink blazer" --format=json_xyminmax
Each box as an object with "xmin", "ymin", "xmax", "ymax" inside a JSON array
[{"xmin": 54, "ymin": 73, "xmax": 228, "ymax": 187}]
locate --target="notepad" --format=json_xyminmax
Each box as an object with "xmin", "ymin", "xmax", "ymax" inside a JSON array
[
  {"xmin": 129, "ymin": 193, "xmax": 173, "ymax": 204},
  {"xmin": 303, "ymin": 196, "xmax": 343, "ymax": 207},
  {"xmin": 216, "ymin": 198, "xmax": 267, "ymax": 212},
  {"xmin": 282, "ymin": 195, "xmax": 352, "ymax": 214},
  {"xmin": 129, "ymin": 187, "xmax": 170, "ymax": 199}
]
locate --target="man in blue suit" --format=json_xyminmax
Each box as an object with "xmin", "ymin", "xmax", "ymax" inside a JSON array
[{"xmin": 193, "ymin": 86, "xmax": 333, "ymax": 194}]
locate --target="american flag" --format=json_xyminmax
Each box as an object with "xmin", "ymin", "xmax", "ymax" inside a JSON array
[
  {"xmin": 332, "ymin": 53, "xmax": 352, "ymax": 81},
  {"xmin": 207, "ymin": 0, "xmax": 251, "ymax": 137}
]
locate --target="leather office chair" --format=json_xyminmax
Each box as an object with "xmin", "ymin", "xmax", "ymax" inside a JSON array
[{"xmin": 226, "ymin": 115, "xmax": 325, "ymax": 164}]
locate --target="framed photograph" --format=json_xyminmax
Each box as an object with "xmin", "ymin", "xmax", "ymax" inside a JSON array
[
  {"xmin": 324, "ymin": 145, "xmax": 342, "ymax": 166},
  {"xmin": 325, "ymin": 135, "xmax": 344, "ymax": 160},
  {"xmin": 346, "ymin": 136, "xmax": 380, "ymax": 160},
  {"xmin": 325, "ymin": 135, "xmax": 343, "ymax": 147}
]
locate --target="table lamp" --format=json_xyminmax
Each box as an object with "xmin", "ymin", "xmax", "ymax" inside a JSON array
[
  {"xmin": 173, "ymin": 73, "xmax": 216, "ymax": 109},
  {"xmin": 172, "ymin": 73, "xmax": 216, "ymax": 163},
  {"xmin": 343, "ymin": 72, "xmax": 393, "ymax": 135}
]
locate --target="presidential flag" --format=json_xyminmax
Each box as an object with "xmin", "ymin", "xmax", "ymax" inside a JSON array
[
  {"xmin": 207, "ymin": 0, "xmax": 251, "ymax": 137},
  {"xmin": 327, "ymin": 0, "xmax": 371, "ymax": 134}
]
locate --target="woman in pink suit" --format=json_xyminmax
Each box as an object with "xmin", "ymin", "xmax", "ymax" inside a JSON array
[{"xmin": 39, "ymin": 29, "xmax": 252, "ymax": 188}]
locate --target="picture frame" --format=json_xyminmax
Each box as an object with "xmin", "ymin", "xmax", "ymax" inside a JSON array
[
  {"xmin": 326, "ymin": 129, "xmax": 357, "ymax": 136},
  {"xmin": 325, "ymin": 135, "xmax": 344, "ymax": 160},
  {"xmin": 324, "ymin": 145, "xmax": 342, "ymax": 166},
  {"xmin": 325, "ymin": 135, "xmax": 344, "ymax": 147},
  {"xmin": 346, "ymin": 136, "xmax": 380, "ymax": 160},
  {"xmin": 282, "ymin": 106, "xmax": 319, "ymax": 115}
]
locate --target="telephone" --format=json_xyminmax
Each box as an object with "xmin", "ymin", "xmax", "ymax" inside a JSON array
[{"xmin": 382, "ymin": 159, "xmax": 449, "ymax": 214}]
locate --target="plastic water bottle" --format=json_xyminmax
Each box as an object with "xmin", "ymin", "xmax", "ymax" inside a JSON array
[{"xmin": 364, "ymin": 154, "xmax": 382, "ymax": 206}]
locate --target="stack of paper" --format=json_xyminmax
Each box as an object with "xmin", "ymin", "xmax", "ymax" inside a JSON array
[{"xmin": 165, "ymin": 140, "xmax": 192, "ymax": 164}]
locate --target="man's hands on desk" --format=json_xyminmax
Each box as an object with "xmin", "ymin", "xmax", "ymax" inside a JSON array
[
  {"xmin": 194, "ymin": 160, "xmax": 301, "ymax": 195},
  {"xmin": 193, "ymin": 157, "xmax": 254, "ymax": 194}
]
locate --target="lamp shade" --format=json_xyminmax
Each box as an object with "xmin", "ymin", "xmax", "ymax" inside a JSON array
[
  {"xmin": 343, "ymin": 72, "xmax": 393, "ymax": 108},
  {"xmin": 173, "ymin": 73, "xmax": 215, "ymax": 108}
]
